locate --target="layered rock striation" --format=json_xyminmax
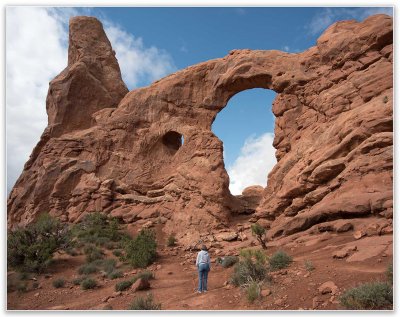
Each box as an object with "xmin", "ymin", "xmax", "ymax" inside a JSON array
[{"xmin": 8, "ymin": 15, "xmax": 393, "ymax": 244}]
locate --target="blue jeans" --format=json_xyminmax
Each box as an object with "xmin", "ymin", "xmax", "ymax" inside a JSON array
[{"xmin": 198, "ymin": 263, "xmax": 210, "ymax": 292}]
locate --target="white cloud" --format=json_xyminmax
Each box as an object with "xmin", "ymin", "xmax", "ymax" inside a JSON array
[
  {"xmin": 6, "ymin": 7, "xmax": 69, "ymax": 193},
  {"xmin": 227, "ymin": 132, "xmax": 276, "ymax": 195},
  {"xmin": 282, "ymin": 45, "xmax": 290, "ymax": 52},
  {"xmin": 104, "ymin": 23, "xmax": 175, "ymax": 89},
  {"xmin": 307, "ymin": 7, "xmax": 393, "ymax": 36},
  {"xmin": 6, "ymin": 7, "xmax": 176, "ymax": 193}
]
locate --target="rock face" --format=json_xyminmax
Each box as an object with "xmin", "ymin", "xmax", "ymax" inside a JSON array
[{"xmin": 7, "ymin": 15, "xmax": 393, "ymax": 245}]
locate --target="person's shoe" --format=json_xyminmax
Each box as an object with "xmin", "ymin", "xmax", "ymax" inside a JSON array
[
  {"xmin": 197, "ymin": 291, "xmax": 202, "ymax": 294},
  {"xmin": 203, "ymin": 290, "xmax": 207, "ymax": 293}
]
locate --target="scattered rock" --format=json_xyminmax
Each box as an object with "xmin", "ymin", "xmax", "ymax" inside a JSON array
[
  {"xmin": 167, "ymin": 271, "xmax": 173, "ymax": 275},
  {"xmin": 318, "ymin": 281, "xmax": 339, "ymax": 295},
  {"xmin": 156, "ymin": 265, "xmax": 162, "ymax": 270},
  {"xmin": 353, "ymin": 230, "xmax": 366, "ymax": 240},
  {"xmin": 34, "ymin": 292, "xmax": 40, "ymax": 297},
  {"xmin": 261, "ymin": 289, "xmax": 271, "ymax": 297},
  {"xmin": 215, "ymin": 232, "xmax": 238, "ymax": 242},
  {"xmin": 131, "ymin": 278, "xmax": 150, "ymax": 292},
  {"xmin": 312, "ymin": 296, "xmax": 323, "ymax": 309},
  {"xmin": 49, "ymin": 305, "xmax": 68, "ymax": 310}
]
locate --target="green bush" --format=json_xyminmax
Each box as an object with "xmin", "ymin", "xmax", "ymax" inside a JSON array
[
  {"xmin": 115, "ymin": 280, "xmax": 133, "ymax": 292},
  {"xmin": 84, "ymin": 245, "xmax": 104, "ymax": 263},
  {"xmin": 339, "ymin": 282, "xmax": 393, "ymax": 310},
  {"xmin": 112, "ymin": 250, "xmax": 123, "ymax": 257},
  {"xmin": 72, "ymin": 276, "xmax": 85, "ymax": 285},
  {"xmin": 220, "ymin": 256, "xmax": 239, "ymax": 268},
  {"xmin": 268, "ymin": 250, "xmax": 292, "ymax": 271},
  {"xmin": 167, "ymin": 234, "xmax": 176, "ymax": 247},
  {"xmin": 52, "ymin": 278, "xmax": 66, "ymax": 288},
  {"xmin": 251, "ymin": 223, "xmax": 267, "ymax": 249},
  {"xmin": 78, "ymin": 263, "xmax": 99, "ymax": 275},
  {"xmin": 231, "ymin": 249, "xmax": 267, "ymax": 286},
  {"xmin": 131, "ymin": 271, "xmax": 155, "ymax": 283},
  {"xmin": 108, "ymin": 270, "xmax": 123, "ymax": 280},
  {"xmin": 247, "ymin": 281, "xmax": 261, "ymax": 303},
  {"xmin": 17, "ymin": 272, "xmax": 31, "ymax": 280},
  {"xmin": 304, "ymin": 260, "xmax": 315, "ymax": 272},
  {"xmin": 123, "ymin": 229, "xmax": 157, "ymax": 268},
  {"xmin": 16, "ymin": 281, "xmax": 28, "ymax": 293},
  {"xmin": 81, "ymin": 278, "xmax": 97, "ymax": 290},
  {"xmin": 386, "ymin": 263, "xmax": 393, "ymax": 284},
  {"xmin": 128, "ymin": 293, "xmax": 161, "ymax": 310},
  {"xmin": 7, "ymin": 214, "xmax": 72, "ymax": 273},
  {"xmin": 72, "ymin": 212, "xmax": 126, "ymax": 245}
]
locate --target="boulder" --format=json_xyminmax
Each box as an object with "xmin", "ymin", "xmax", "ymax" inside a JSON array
[{"xmin": 131, "ymin": 278, "xmax": 150, "ymax": 292}]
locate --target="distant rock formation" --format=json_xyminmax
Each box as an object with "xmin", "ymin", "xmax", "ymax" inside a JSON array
[{"xmin": 8, "ymin": 15, "xmax": 392, "ymax": 245}]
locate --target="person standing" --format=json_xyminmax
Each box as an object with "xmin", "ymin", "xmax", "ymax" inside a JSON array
[{"xmin": 196, "ymin": 245, "xmax": 211, "ymax": 293}]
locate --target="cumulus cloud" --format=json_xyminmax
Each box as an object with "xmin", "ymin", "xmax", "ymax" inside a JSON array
[
  {"xmin": 307, "ymin": 7, "xmax": 393, "ymax": 36},
  {"xmin": 6, "ymin": 7, "xmax": 69, "ymax": 193},
  {"xmin": 104, "ymin": 23, "xmax": 175, "ymax": 89},
  {"xmin": 227, "ymin": 132, "xmax": 276, "ymax": 195},
  {"xmin": 6, "ymin": 7, "xmax": 175, "ymax": 193}
]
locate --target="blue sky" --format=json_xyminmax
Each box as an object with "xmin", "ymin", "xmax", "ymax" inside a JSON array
[{"xmin": 6, "ymin": 6, "xmax": 393, "ymax": 194}]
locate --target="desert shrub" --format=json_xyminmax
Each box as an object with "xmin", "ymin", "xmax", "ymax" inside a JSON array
[
  {"xmin": 339, "ymin": 282, "xmax": 393, "ymax": 310},
  {"xmin": 7, "ymin": 214, "xmax": 72, "ymax": 273},
  {"xmin": 65, "ymin": 247, "xmax": 78, "ymax": 256},
  {"xmin": 167, "ymin": 234, "xmax": 176, "ymax": 247},
  {"xmin": 17, "ymin": 272, "xmax": 31, "ymax": 280},
  {"xmin": 112, "ymin": 250, "xmax": 123, "ymax": 257},
  {"xmin": 72, "ymin": 276, "xmax": 85, "ymax": 285},
  {"xmin": 108, "ymin": 270, "xmax": 123, "ymax": 280},
  {"xmin": 102, "ymin": 258, "xmax": 117, "ymax": 274},
  {"xmin": 81, "ymin": 278, "xmax": 97, "ymax": 290},
  {"xmin": 304, "ymin": 260, "xmax": 315, "ymax": 272},
  {"xmin": 16, "ymin": 281, "xmax": 28, "ymax": 293},
  {"xmin": 115, "ymin": 280, "xmax": 133, "ymax": 292},
  {"xmin": 123, "ymin": 229, "xmax": 157, "ymax": 268},
  {"xmin": 72, "ymin": 212, "xmax": 126, "ymax": 245},
  {"xmin": 231, "ymin": 249, "xmax": 267, "ymax": 286},
  {"xmin": 52, "ymin": 278, "xmax": 66, "ymax": 288},
  {"xmin": 32, "ymin": 281, "xmax": 39, "ymax": 289},
  {"xmin": 128, "ymin": 293, "xmax": 161, "ymax": 310},
  {"xmin": 386, "ymin": 263, "xmax": 393, "ymax": 284},
  {"xmin": 251, "ymin": 223, "xmax": 268, "ymax": 250},
  {"xmin": 268, "ymin": 250, "xmax": 292, "ymax": 271},
  {"xmin": 383, "ymin": 96, "xmax": 389, "ymax": 103},
  {"xmin": 84, "ymin": 244, "xmax": 104, "ymax": 263},
  {"xmin": 247, "ymin": 281, "xmax": 261, "ymax": 302},
  {"xmin": 131, "ymin": 271, "xmax": 155, "ymax": 283},
  {"xmin": 78, "ymin": 263, "xmax": 99, "ymax": 275},
  {"xmin": 220, "ymin": 256, "xmax": 239, "ymax": 268}
]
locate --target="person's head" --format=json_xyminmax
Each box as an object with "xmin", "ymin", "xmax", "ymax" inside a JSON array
[{"xmin": 201, "ymin": 245, "xmax": 208, "ymax": 251}]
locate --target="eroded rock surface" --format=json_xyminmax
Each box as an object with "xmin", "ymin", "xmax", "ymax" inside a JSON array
[{"xmin": 8, "ymin": 15, "xmax": 393, "ymax": 245}]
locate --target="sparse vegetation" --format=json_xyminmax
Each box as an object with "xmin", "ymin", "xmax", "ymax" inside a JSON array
[
  {"xmin": 131, "ymin": 271, "xmax": 155, "ymax": 283},
  {"xmin": 84, "ymin": 244, "xmax": 104, "ymax": 263},
  {"xmin": 17, "ymin": 272, "xmax": 31, "ymax": 280},
  {"xmin": 80, "ymin": 278, "xmax": 97, "ymax": 290},
  {"xmin": 7, "ymin": 214, "xmax": 72, "ymax": 273},
  {"xmin": 108, "ymin": 270, "xmax": 123, "ymax": 280},
  {"xmin": 52, "ymin": 278, "xmax": 66, "ymax": 288},
  {"xmin": 268, "ymin": 250, "xmax": 292, "ymax": 271},
  {"xmin": 304, "ymin": 260, "xmax": 315, "ymax": 272},
  {"xmin": 112, "ymin": 250, "xmax": 123, "ymax": 257},
  {"xmin": 339, "ymin": 282, "xmax": 393, "ymax": 310},
  {"xmin": 78, "ymin": 263, "xmax": 99, "ymax": 275},
  {"xmin": 386, "ymin": 263, "xmax": 393, "ymax": 284},
  {"xmin": 167, "ymin": 234, "xmax": 177, "ymax": 247},
  {"xmin": 383, "ymin": 96, "xmax": 389, "ymax": 103},
  {"xmin": 247, "ymin": 281, "xmax": 261, "ymax": 302},
  {"xmin": 231, "ymin": 249, "xmax": 268, "ymax": 286},
  {"xmin": 251, "ymin": 223, "xmax": 268, "ymax": 249},
  {"xmin": 115, "ymin": 280, "xmax": 133, "ymax": 292},
  {"xmin": 219, "ymin": 256, "xmax": 239, "ymax": 268},
  {"xmin": 16, "ymin": 281, "xmax": 28, "ymax": 293},
  {"xmin": 72, "ymin": 276, "xmax": 85, "ymax": 285},
  {"xmin": 123, "ymin": 229, "xmax": 157, "ymax": 268},
  {"xmin": 72, "ymin": 212, "xmax": 126, "ymax": 246},
  {"xmin": 128, "ymin": 293, "xmax": 161, "ymax": 310}
]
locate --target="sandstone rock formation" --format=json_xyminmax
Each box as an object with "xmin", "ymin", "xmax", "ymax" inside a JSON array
[{"xmin": 8, "ymin": 15, "xmax": 393, "ymax": 246}]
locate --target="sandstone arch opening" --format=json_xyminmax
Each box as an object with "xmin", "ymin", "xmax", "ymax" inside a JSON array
[
  {"xmin": 212, "ymin": 88, "xmax": 277, "ymax": 196},
  {"xmin": 162, "ymin": 131, "xmax": 184, "ymax": 155}
]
